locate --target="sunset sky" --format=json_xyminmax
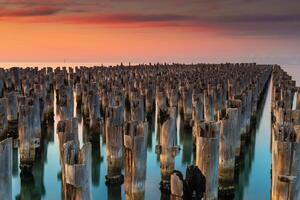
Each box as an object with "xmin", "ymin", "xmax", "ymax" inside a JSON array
[{"xmin": 1, "ymin": 0, "xmax": 300, "ymax": 64}]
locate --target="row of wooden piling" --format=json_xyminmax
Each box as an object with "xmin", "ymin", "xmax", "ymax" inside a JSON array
[
  {"xmin": 0, "ymin": 63, "xmax": 272, "ymax": 200},
  {"xmin": 0, "ymin": 67, "xmax": 55, "ymax": 199},
  {"xmin": 271, "ymin": 65, "xmax": 300, "ymax": 200},
  {"xmin": 171, "ymin": 64, "xmax": 272, "ymax": 200}
]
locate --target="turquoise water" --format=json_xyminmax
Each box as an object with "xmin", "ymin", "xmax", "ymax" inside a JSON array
[
  {"xmin": 234, "ymin": 75, "xmax": 272, "ymax": 200},
  {"xmin": 10, "ymin": 65, "xmax": 300, "ymax": 199}
]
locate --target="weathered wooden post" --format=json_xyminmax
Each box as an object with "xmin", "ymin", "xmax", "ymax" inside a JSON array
[
  {"xmin": 88, "ymin": 90, "xmax": 102, "ymax": 134},
  {"xmin": 57, "ymin": 117, "xmax": 80, "ymax": 200},
  {"xmin": 105, "ymin": 103, "xmax": 125, "ymax": 185},
  {"xmin": 292, "ymin": 125, "xmax": 300, "ymax": 199},
  {"xmin": 156, "ymin": 107, "xmax": 180, "ymax": 191},
  {"xmin": 271, "ymin": 66, "xmax": 300, "ymax": 200},
  {"xmin": 0, "ymin": 138, "xmax": 12, "ymax": 200},
  {"xmin": 272, "ymin": 123, "xmax": 298, "ymax": 200},
  {"xmin": 170, "ymin": 173, "xmax": 183, "ymax": 200},
  {"xmin": 244, "ymin": 89, "xmax": 253, "ymax": 134},
  {"xmin": 43, "ymin": 90, "xmax": 54, "ymax": 124},
  {"xmin": 0, "ymin": 75, "xmax": 4, "ymax": 98},
  {"xmin": 297, "ymin": 88, "xmax": 300, "ymax": 110},
  {"xmin": 32, "ymin": 94, "xmax": 42, "ymax": 139},
  {"xmin": 63, "ymin": 141, "xmax": 92, "ymax": 200},
  {"xmin": 0, "ymin": 98, "xmax": 8, "ymax": 140},
  {"xmin": 57, "ymin": 85, "xmax": 74, "ymax": 120},
  {"xmin": 7, "ymin": 91, "xmax": 18, "ymax": 123},
  {"xmin": 129, "ymin": 91, "xmax": 145, "ymax": 122},
  {"xmin": 156, "ymin": 90, "xmax": 167, "ymax": 114},
  {"xmin": 228, "ymin": 99, "xmax": 242, "ymax": 158},
  {"xmin": 167, "ymin": 88, "xmax": 179, "ymax": 108},
  {"xmin": 204, "ymin": 86, "xmax": 216, "ymax": 122},
  {"xmin": 218, "ymin": 107, "xmax": 238, "ymax": 195},
  {"xmin": 192, "ymin": 91, "xmax": 204, "ymax": 124},
  {"xmin": 124, "ymin": 121, "xmax": 148, "ymax": 200},
  {"xmin": 75, "ymin": 83, "xmax": 82, "ymax": 105},
  {"xmin": 195, "ymin": 121, "xmax": 220, "ymax": 200},
  {"xmin": 18, "ymin": 104, "xmax": 40, "ymax": 178},
  {"xmin": 216, "ymin": 84, "xmax": 224, "ymax": 114},
  {"xmin": 227, "ymin": 79, "xmax": 235, "ymax": 101},
  {"xmin": 182, "ymin": 86, "xmax": 193, "ymax": 124},
  {"xmin": 145, "ymin": 84, "xmax": 155, "ymax": 114}
]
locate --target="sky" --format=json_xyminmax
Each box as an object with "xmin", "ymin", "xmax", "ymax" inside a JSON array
[{"xmin": 0, "ymin": 0, "xmax": 300, "ymax": 65}]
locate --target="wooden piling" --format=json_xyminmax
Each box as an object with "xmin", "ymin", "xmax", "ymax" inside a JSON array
[
  {"xmin": 195, "ymin": 121, "xmax": 220, "ymax": 200},
  {"xmin": 124, "ymin": 121, "xmax": 148, "ymax": 200},
  {"xmin": 88, "ymin": 90, "xmax": 102, "ymax": 133},
  {"xmin": 170, "ymin": 173, "xmax": 183, "ymax": 200},
  {"xmin": 156, "ymin": 107, "xmax": 179, "ymax": 191},
  {"xmin": 297, "ymin": 88, "xmax": 300, "ymax": 110},
  {"xmin": 218, "ymin": 107, "xmax": 238, "ymax": 193},
  {"xmin": 63, "ymin": 141, "xmax": 92, "ymax": 200},
  {"xmin": 0, "ymin": 138, "xmax": 12, "ymax": 200},
  {"xmin": 192, "ymin": 91, "xmax": 204, "ymax": 124},
  {"xmin": 7, "ymin": 91, "xmax": 18, "ymax": 122},
  {"xmin": 271, "ymin": 65, "xmax": 300, "ymax": 200},
  {"xmin": 204, "ymin": 86, "xmax": 216, "ymax": 122},
  {"xmin": 18, "ymin": 104, "xmax": 40, "ymax": 177},
  {"xmin": 0, "ymin": 98, "xmax": 8, "ymax": 140},
  {"xmin": 182, "ymin": 86, "xmax": 193, "ymax": 124},
  {"xmin": 105, "ymin": 103, "xmax": 125, "ymax": 185},
  {"xmin": 57, "ymin": 117, "xmax": 80, "ymax": 200}
]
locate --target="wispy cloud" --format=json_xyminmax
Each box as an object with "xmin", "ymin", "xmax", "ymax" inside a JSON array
[
  {"xmin": 215, "ymin": 14, "xmax": 300, "ymax": 23},
  {"xmin": 0, "ymin": 6, "xmax": 61, "ymax": 17},
  {"xmin": 48, "ymin": 13, "xmax": 194, "ymax": 24},
  {"xmin": 1, "ymin": 0, "xmax": 300, "ymax": 37}
]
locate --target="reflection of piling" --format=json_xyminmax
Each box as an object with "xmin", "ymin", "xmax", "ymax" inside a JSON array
[
  {"xmin": 0, "ymin": 138, "xmax": 12, "ymax": 200},
  {"xmin": 124, "ymin": 121, "xmax": 148, "ymax": 200},
  {"xmin": 195, "ymin": 121, "xmax": 220, "ymax": 200}
]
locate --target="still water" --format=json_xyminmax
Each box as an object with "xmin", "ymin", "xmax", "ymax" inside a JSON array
[{"xmin": 9, "ymin": 64, "xmax": 300, "ymax": 200}]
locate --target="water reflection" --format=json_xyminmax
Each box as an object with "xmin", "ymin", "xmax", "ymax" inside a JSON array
[
  {"xmin": 11, "ymin": 78, "xmax": 274, "ymax": 200},
  {"xmin": 234, "ymin": 78, "xmax": 272, "ymax": 200},
  {"xmin": 179, "ymin": 125, "xmax": 193, "ymax": 165},
  {"xmin": 16, "ymin": 123, "xmax": 52, "ymax": 200}
]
